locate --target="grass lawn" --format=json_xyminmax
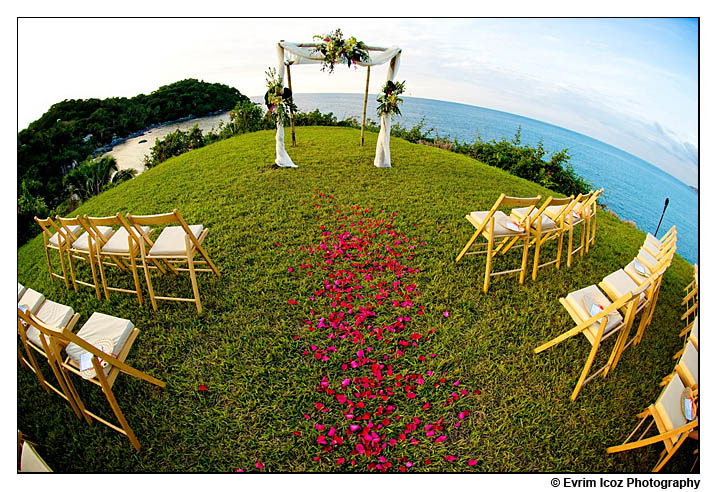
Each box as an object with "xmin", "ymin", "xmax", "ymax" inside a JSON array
[{"xmin": 17, "ymin": 126, "xmax": 696, "ymax": 472}]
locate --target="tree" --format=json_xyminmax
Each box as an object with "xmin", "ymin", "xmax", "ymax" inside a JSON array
[{"xmin": 64, "ymin": 155, "xmax": 120, "ymax": 201}]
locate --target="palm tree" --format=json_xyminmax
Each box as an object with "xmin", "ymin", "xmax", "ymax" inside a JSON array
[{"xmin": 64, "ymin": 155, "xmax": 123, "ymax": 200}]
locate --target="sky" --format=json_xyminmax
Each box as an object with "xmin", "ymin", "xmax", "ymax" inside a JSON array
[{"xmin": 17, "ymin": 17, "xmax": 698, "ymax": 186}]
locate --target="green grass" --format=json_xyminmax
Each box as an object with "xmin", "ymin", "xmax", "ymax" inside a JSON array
[{"xmin": 18, "ymin": 126, "xmax": 696, "ymax": 472}]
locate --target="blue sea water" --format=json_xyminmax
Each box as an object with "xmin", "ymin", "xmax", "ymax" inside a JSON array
[{"xmin": 266, "ymin": 93, "xmax": 697, "ymax": 264}]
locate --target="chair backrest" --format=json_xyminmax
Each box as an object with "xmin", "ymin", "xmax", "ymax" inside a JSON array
[
  {"xmin": 18, "ymin": 307, "xmax": 159, "ymax": 386},
  {"xmin": 55, "ymin": 215, "xmax": 89, "ymax": 243},
  {"xmin": 34, "ymin": 216, "xmax": 67, "ymax": 243},
  {"xmin": 83, "ymin": 213, "xmax": 122, "ymax": 245},
  {"xmin": 126, "ymin": 209, "xmax": 203, "ymax": 251},
  {"xmin": 532, "ymin": 195, "xmax": 575, "ymax": 228},
  {"xmin": 476, "ymin": 194, "xmax": 542, "ymax": 232}
]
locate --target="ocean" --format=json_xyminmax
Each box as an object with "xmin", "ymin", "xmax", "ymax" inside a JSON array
[
  {"xmin": 284, "ymin": 93, "xmax": 698, "ymax": 265},
  {"xmin": 111, "ymin": 93, "xmax": 698, "ymax": 263}
]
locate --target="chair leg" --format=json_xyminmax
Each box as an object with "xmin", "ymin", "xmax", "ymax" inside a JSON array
[
  {"xmin": 186, "ymin": 236, "xmax": 202, "ymax": 313},
  {"xmin": 456, "ymin": 229, "xmax": 481, "ymax": 262},
  {"xmin": 67, "ymin": 251, "xmax": 77, "ymax": 292},
  {"xmin": 519, "ymin": 236, "xmax": 530, "ymax": 285},
  {"xmin": 129, "ymin": 243, "xmax": 143, "ymax": 306},
  {"xmin": 652, "ymin": 434, "xmax": 690, "ymax": 472},
  {"xmin": 140, "ymin": 243, "xmax": 158, "ymax": 311},
  {"xmin": 482, "ymin": 228, "xmax": 494, "ymax": 293},
  {"xmin": 571, "ymin": 322, "xmax": 606, "ymax": 401},
  {"xmin": 96, "ymin": 247, "xmax": 111, "ymax": 301},
  {"xmin": 18, "ymin": 343, "xmax": 51, "ymax": 395},
  {"xmin": 556, "ymin": 231, "xmax": 564, "ymax": 270},
  {"xmin": 567, "ymin": 224, "xmax": 574, "ymax": 268},
  {"xmin": 532, "ymin": 232, "xmax": 541, "ymax": 281},
  {"xmin": 93, "ymin": 358, "xmax": 141, "ymax": 451},
  {"xmin": 87, "ymin": 240, "xmax": 101, "ymax": 300}
]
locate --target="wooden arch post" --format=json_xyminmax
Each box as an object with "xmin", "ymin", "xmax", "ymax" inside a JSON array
[
  {"xmin": 286, "ymin": 62, "xmax": 297, "ymax": 147},
  {"xmin": 360, "ymin": 66, "xmax": 370, "ymax": 146}
]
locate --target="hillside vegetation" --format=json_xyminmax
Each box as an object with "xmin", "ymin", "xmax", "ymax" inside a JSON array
[
  {"xmin": 17, "ymin": 79, "xmax": 248, "ymax": 244},
  {"xmin": 18, "ymin": 127, "xmax": 695, "ymax": 472}
]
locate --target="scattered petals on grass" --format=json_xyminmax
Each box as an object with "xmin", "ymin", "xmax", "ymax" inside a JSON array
[
  {"xmin": 289, "ymin": 195, "xmax": 480, "ymax": 471},
  {"xmin": 255, "ymin": 461, "xmax": 263, "ymax": 470},
  {"xmin": 198, "ymin": 384, "xmax": 207, "ymax": 391}
]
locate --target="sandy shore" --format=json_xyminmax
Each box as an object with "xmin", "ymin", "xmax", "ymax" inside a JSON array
[{"xmin": 106, "ymin": 111, "xmax": 231, "ymax": 174}]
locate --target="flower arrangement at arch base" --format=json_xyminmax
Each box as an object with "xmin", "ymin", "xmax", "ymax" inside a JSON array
[
  {"xmin": 264, "ymin": 67, "xmax": 297, "ymax": 125},
  {"xmin": 312, "ymin": 28, "xmax": 370, "ymax": 74},
  {"xmin": 377, "ymin": 80, "xmax": 406, "ymax": 117}
]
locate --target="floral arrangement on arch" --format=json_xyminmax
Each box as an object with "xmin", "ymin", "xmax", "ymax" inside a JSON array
[
  {"xmin": 312, "ymin": 29, "xmax": 370, "ymax": 74},
  {"xmin": 376, "ymin": 80, "xmax": 406, "ymax": 116},
  {"xmin": 264, "ymin": 67, "xmax": 297, "ymax": 125}
]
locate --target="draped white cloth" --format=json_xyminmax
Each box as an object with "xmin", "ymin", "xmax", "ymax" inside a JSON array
[
  {"xmin": 274, "ymin": 44, "xmax": 297, "ymax": 167},
  {"xmin": 273, "ymin": 41, "xmax": 402, "ymax": 168}
]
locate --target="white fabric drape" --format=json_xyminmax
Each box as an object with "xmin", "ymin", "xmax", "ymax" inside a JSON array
[
  {"xmin": 373, "ymin": 52, "xmax": 401, "ymax": 168},
  {"xmin": 274, "ymin": 43, "xmax": 297, "ymax": 168},
  {"xmin": 272, "ymin": 42, "xmax": 402, "ymax": 168}
]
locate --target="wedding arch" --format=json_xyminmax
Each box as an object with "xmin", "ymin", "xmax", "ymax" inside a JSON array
[{"xmin": 272, "ymin": 39, "xmax": 402, "ymax": 168}]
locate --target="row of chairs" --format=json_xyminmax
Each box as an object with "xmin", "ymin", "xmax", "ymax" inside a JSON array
[
  {"xmin": 456, "ymin": 189, "xmax": 603, "ymax": 292},
  {"xmin": 534, "ymin": 226, "xmax": 677, "ymax": 400},
  {"xmin": 18, "ymin": 283, "xmax": 165, "ymax": 451},
  {"xmin": 607, "ymin": 309, "xmax": 699, "ymax": 472},
  {"xmin": 35, "ymin": 209, "xmax": 220, "ymax": 313}
]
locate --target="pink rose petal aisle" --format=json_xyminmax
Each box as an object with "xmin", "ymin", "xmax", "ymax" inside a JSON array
[{"xmin": 284, "ymin": 191, "xmax": 481, "ymax": 471}]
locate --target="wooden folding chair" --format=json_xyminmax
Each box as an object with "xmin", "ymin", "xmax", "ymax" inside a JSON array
[
  {"xmin": 682, "ymin": 316, "xmax": 698, "ymax": 350},
  {"xmin": 27, "ymin": 309, "xmax": 166, "ymax": 451},
  {"xmin": 607, "ymin": 373, "xmax": 698, "ymax": 472},
  {"xmin": 681, "ymin": 264, "xmax": 698, "ymax": 329},
  {"xmin": 662, "ymin": 339, "xmax": 698, "ymax": 390},
  {"xmin": 644, "ymin": 225, "xmax": 677, "ymax": 253},
  {"xmin": 534, "ymin": 275, "xmax": 653, "ymax": 401},
  {"xmin": 562, "ymin": 190, "xmax": 601, "ymax": 267},
  {"xmin": 126, "ymin": 209, "xmax": 220, "ymax": 313},
  {"xmin": 584, "ymin": 188, "xmax": 604, "ymax": 252},
  {"xmin": 18, "ymin": 431, "xmax": 52, "ymax": 472},
  {"xmin": 510, "ymin": 195, "xmax": 576, "ymax": 281},
  {"xmin": 34, "ymin": 216, "xmax": 80, "ymax": 289},
  {"xmin": 455, "ymin": 194, "xmax": 541, "ymax": 293},
  {"xmin": 56, "ymin": 215, "xmax": 114, "ymax": 300},
  {"xmin": 84, "ymin": 213, "xmax": 159, "ymax": 305},
  {"xmin": 600, "ymin": 254, "xmax": 671, "ymax": 347},
  {"xmin": 17, "ymin": 305, "xmax": 84, "ymax": 421}
]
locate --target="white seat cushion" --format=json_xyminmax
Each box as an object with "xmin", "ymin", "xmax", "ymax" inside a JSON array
[
  {"xmin": 601, "ymin": 269, "xmax": 645, "ymax": 304},
  {"xmin": 149, "ymin": 225, "xmax": 204, "ymax": 256},
  {"xmin": 511, "ymin": 207, "xmax": 558, "ymax": 231},
  {"xmin": 49, "ymin": 224, "xmax": 81, "ymax": 247},
  {"xmin": 101, "ymin": 226, "xmax": 150, "ymax": 254},
  {"xmin": 644, "ymin": 233, "xmax": 661, "ymax": 248},
  {"xmin": 18, "ymin": 288, "xmax": 46, "ymax": 313},
  {"xmin": 71, "ymin": 226, "xmax": 114, "ymax": 251},
  {"xmin": 65, "ymin": 312, "xmax": 134, "ymax": 370},
  {"xmin": 565, "ymin": 285, "xmax": 623, "ymax": 343},
  {"xmin": 18, "ymin": 282, "xmax": 26, "ymax": 301},
  {"xmin": 468, "ymin": 211, "xmax": 525, "ymax": 238},
  {"xmin": 678, "ymin": 342, "xmax": 698, "ymax": 387},
  {"xmin": 637, "ymin": 249, "xmax": 658, "ymax": 268},
  {"xmin": 655, "ymin": 373, "xmax": 689, "ymax": 444},
  {"xmin": 642, "ymin": 239, "xmax": 662, "ymax": 257},
  {"xmin": 26, "ymin": 300, "xmax": 74, "ymax": 348},
  {"xmin": 544, "ymin": 205, "xmax": 583, "ymax": 224},
  {"xmin": 20, "ymin": 441, "xmax": 52, "ymax": 472},
  {"xmin": 690, "ymin": 317, "xmax": 698, "ymax": 347}
]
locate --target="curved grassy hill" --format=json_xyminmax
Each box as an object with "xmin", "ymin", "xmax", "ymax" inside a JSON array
[{"xmin": 18, "ymin": 126, "xmax": 695, "ymax": 472}]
